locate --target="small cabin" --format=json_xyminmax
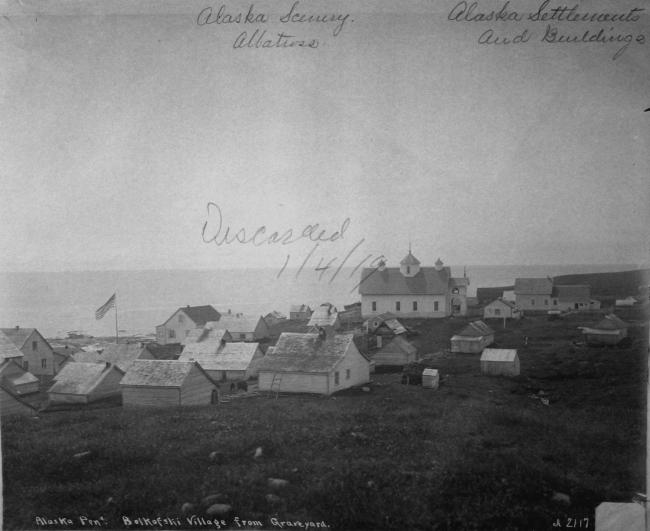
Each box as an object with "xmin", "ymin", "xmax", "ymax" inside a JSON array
[
  {"xmin": 289, "ymin": 305, "xmax": 313, "ymax": 320},
  {"xmin": 480, "ymin": 349, "xmax": 520, "ymax": 376},
  {"xmin": 582, "ymin": 314, "xmax": 628, "ymax": 345},
  {"xmin": 264, "ymin": 311, "xmax": 287, "ymax": 327},
  {"xmin": 373, "ymin": 336, "xmax": 418, "ymax": 366},
  {"xmin": 179, "ymin": 341, "xmax": 263, "ymax": 381},
  {"xmin": 483, "ymin": 299, "xmax": 522, "ymax": 320},
  {"xmin": 422, "ymin": 368, "xmax": 439, "ymax": 389},
  {"xmin": 121, "ymin": 360, "xmax": 219, "ymax": 408},
  {"xmin": 48, "ymin": 362, "xmax": 125, "ymax": 404},
  {"xmin": 208, "ymin": 315, "xmax": 270, "ymax": 342},
  {"xmin": 256, "ymin": 330, "xmax": 370, "ymax": 395},
  {"xmin": 1, "ymin": 384, "xmax": 39, "ymax": 418},
  {"xmin": 450, "ymin": 321, "xmax": 495, "ymax": 354},
  {"xmin": 0, "ymin": 359, "xmax": 39, "ymax": 395}
]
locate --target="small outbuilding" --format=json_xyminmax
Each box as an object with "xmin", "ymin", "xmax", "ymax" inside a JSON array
[
  {"xmin": 1, "ymin": 384, "xmax": 39, "ymax": 418},
  {"xmin": 372, "ymin": 318, "xmax": 407, "ymax": 348},
  {"xmin": 121, "ymin": 360, "xmax": 220, "ymax": 408},
  {"xmin": 48, "ymin": 362, "xmax": 125, "ymax": 404},
  {"xmin": 480, "ymin": 349, "xmax": 520, "ymax": 376},
  {"xmin": 0, "ymin": 359, "xmax": 39, "ymax": 395},
  {"xmin": 615, "ymin": 296, "xmax": 637, "ymax": 307},
  {"xmin": 582, "ymin": 314, "xmax": 627, "ymax": 345},
  {"xmin": 308, "ymin": 304, "xmax": 341, "ymax": 331},
  {"xmin": 373, "ymin": 336, "xmax": 418, "ymax": 366},
  {"xmin": 256, "ymin": 330, "xmax": 370, "ymax": 395},
  {"xmin": 179, "ymin": 341, "xmax": 263, "ymax": 381},
  {"xmin": 422, "ymin": 368, "xmax": 440, "ymax": 389},
  {"xmin": 71, "ymin": 343, "xmax": 155, "ymax": 372},
  {"xmin": 264, "ymin": 311, "xmax": 287, "ymax": 327},
  {"xmin": 450, "ymin": 320, "xmax": 495, "ymax": 354},
  {"xmin": 483, "ymin": 299, "xmax": 522, "ymax": 320},
  {"xmin": 289, "ymin": 305, "xmax": 313, "ymax": 320},
  {"xmin": 209, "ymin": 315, "xmax": 270, "ymax": 342},
  {"xmin": 363, "ymin": 312, "xmax": 398, "ymax": 333}
]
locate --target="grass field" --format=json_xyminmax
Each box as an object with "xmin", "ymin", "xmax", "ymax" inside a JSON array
[{"xmin": 2, "ymin": 311, "xmax": 647, "ymax": 531}]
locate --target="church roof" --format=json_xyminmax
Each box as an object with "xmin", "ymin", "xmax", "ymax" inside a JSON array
[{"xmin": 358, "ymin": 267, "xmax": 451, "ymax": 295}]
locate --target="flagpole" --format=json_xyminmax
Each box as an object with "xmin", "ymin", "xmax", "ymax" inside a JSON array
[{"xmin": 115, "ymin": 293, "xmax": 119, "ymax": 344}]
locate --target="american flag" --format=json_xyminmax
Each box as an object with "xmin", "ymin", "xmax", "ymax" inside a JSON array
[{"xmin": 95, "ymin": 294, "xmax": 116, "ymax": 320}]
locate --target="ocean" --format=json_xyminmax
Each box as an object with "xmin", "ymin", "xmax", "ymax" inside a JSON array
[{"xmin": 0, "ymin": 264, "xmax": 644, "ymax": 339}]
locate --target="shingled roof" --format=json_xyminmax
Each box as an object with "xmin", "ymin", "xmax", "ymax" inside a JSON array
[
  {"xmin": 121, "ymin": 360, "xmax": 216, "ymax": 387},
  {"xmin": 0, "ymin": 331, "xmax": 24, "ymax": 361},
  {"xmin": 455, "ymin": 320, "xmax": 494, "ymax": 337},
  {"xmin": 182, "ymin": 327, "xmax": 231, "ymax": 347},
  {"xmin": 0, "ymin": 359, "xmax": 39, "ymax": 387},
  {"xmin": 308, "ymin": 306, "xmax": 340, "ymax": 328},
  {"xmin": 255, "ymin": 332, "xmax": 360, "ymax": 373},
  {"xmin": 1, "ymin": 327, "xmax": 52, "ymax": 351},
  {"xmin": 161, "ymin": 305, "xmax": 221, "ymax": 327},
  {"xmin": 180, "ymin": 342, "xmax": 261, "ymax": 372},
  {"xmin": 71, "ymin": 343, "xmax": 152, "ymax": 372},
  {"xmin": 551, "ymin": 285, "xmax": 591, "ymax": 300},
  {"xmin": 593, "ymin": 314, "xmax": 627, "ymax": 330},
  {"xmin": 358, "ymin": 266, "xmax": 455, "ymax": 296},
  {"xmin": 514, "ymin": 278, "xmax": 553, "ymax": 295},
  {"xmin": 209, "ymin": 315, "xmax": 267, "ymax": 334},
  {"xmin": 49, "ymin": 362, "xmax": 124, "ymax": 396},
  {"xmin": 379, "ymin": 336, "xmax": 416, "ymax": 355},
  {"xmin": 290, "ymin": 305, "xmax": 312, "ymax": 313},
  {"xmin": 480, "ymin": 349, "xmax": 518, "ymax": 362}
]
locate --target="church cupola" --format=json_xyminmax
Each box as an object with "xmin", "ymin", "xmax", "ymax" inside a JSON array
[
  {"xmin": 377, "ymin": 259, "xmax": 386, "ymax": 272},
  {"xmin": 400, "ymin": 248, "xmax": 421, "ymax": 277},
  {"xmin": 434, "ymin": 258, "xmax": 444, "ymax": 271}
]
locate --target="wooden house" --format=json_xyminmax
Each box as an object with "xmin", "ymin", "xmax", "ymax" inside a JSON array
[
  {"xmin": 48, "ymin": 362, "xmax": 125, "ymax": 404},
  {"xmin": 513, "ymin": 278, "xmax": 554, "ymax": 312},
  {"xmin": 0, "ymin": 330, "xmax": 24, "ymax": 365},
  {"xmin": 1, "ymin": 384, "xmax": 39, "ymax": 418},
  {"xmin": 1, "ymin": 327, "xmax": 54, "ymax": 375},
  {"xmin": 289, "ymin": 305, "xmax": 313, "ymax": 320},
  {"xmin": 582, "ymin": 314, "xmax": 627, "ymax": 345},
  {"xmin": 422, "ymin": 368, "xmax": 439, "ymax": 389},
  {"xmin": 450, "ymin": 320, "xmax": 495, "ymax": 354},
  {"xmin": 480, "ymin": 349, "xmax": 520, "ymax": 376},
  {"xmin": 209, "ymin": 315, "xmax": 270, "ymax": 342},
  {"xmin": 363, "ymin": 312, "xmax": 398, "ymax": 333},
  {"xmin": 0, "ymin": 359, "xmax": 39, "ymax": 395},
  {"xmin": 264, "ymin": 311, "xmax": 287, "ymax": 327},
  {"xmin": 358, "ymin": 252, "xmax": 470, "ymax": 318},
  {"xmin": 71, "ymin": 343, "xmax": 155, "ymax": 372},
  {"xmin": 372, "ymin": 318, "xmax": 407, "ymax": 348},
  {"xmin": 308, "ymin": 304, "xmax": 341, "ymax": 331},
  {"xmin": 615, "ymin": 296, "xmax": 637, "ymax": 307},
  {"xmin": 373, "ymin": 336, "xmax": 418, "ymax": 366},
  {"xmin": 552, "ymin": 285, "xmax": 600, "ymax": 312},
  {"xmin": 256, "ymin": 330, "xmax": 370, "ymax": 395},
  {"xmin": 180, "ymin": 337, "xmax": 262, "ymax": 381},
  {"xmin": 483, "ymin": 299, "xmax": 522, "ymax": 320},
  {"xmin": 121, "ymin": 360, "xmax": 219, "ymax": 408},
  {"xmin": 155, "ymin": 305, "xmax": 221, "ymax": 345}
]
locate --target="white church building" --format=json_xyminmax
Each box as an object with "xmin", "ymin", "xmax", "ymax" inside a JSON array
[{"xmin": 358, "ymin": 250, "xmax": 469, "ymax": 318}]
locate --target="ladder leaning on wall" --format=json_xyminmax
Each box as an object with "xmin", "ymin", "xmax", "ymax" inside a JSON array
[{"xmin": 269, "ymin": 371, "xmax": 283, "ymax": 398}]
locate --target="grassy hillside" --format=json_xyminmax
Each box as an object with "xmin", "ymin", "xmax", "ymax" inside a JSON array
[{"xmin": 3, "ymin": 313, "xmax": 647, "ymax": 531}]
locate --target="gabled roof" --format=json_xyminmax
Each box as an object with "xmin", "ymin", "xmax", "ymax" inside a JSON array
[
  {"xmin": 364, "ymin": 312, "xmax": 397, "ymax": 327},
  {"xmin": 1, "ymin": 384, "xmax": 39, "ymax": 413},
  {"xmin": 0, "ymin": 359, "xmax": 39, "ymax": 386},
  {"xmin": 1, "ymin": 327, "xmax": 52, "ymax": 351},
  {"xmin": 594, "ymin": 314, "xmax": 626, "ymax": 330},
  {"xmin": 308, "ymin": 306, "xmax": 340, "ymax": 327},
  {"xmin": 0, "ymin": 331, "xmax": 24, "ymax": 360},
  {"xmin": 180, "ymin": 342, "xmax": 261, "ymax": 371},
  {"xmin": 49, "ymin": 362, "xmax": 124, "ymax": 396},
  {"xmin": 455, "ymin": 320, "xmax": 494, "ymax": 337},
  {"xmin": 163, "ymin": 305, "xmax": 221, "ymax": 327},
  {"xmin": 182, "ymin": 327, "xmax": 231, "ymax": 347},
  {"xmin": 71, "ymin": 343, "xmax": 151, "ymax": 372},
  {"xmin": 400, "ymin": 252, "xmax": 421, "ymax": 266},
  {"xmin": 121, "ymin": 360, "xmax": 215, "ymax": 387},
  {"xmin": 485, "ymin": 298, "xmax": 517, "ymax": 310},
  {"xmin": 290, "ymin": 305, "xmax": 312, "ymax": 313},
  {"xmin": 209, "ymin": 315, "xmax": 267, "ymax": 334},
  {"xmin": 514, "ymin": 278, "xmax": 553, "ymax": 296},
  {"xmin": 265, "ymin": 311, "xmax": 286, "ymax": 320},
  {"xmin": 379, "ymin": 335, "xmax": 416, "ymax": 355},
  {"xmin": 255, "ymin": 332, "xmax": 360, "ymax": 373},
  {"xmin": 551, "ymin": 285, "xmax": 591, "ymax": 300},
  {"xmin": 145, "ymin": 344, "xmax": 183, "ymax": 360},
  {"xmin": 377, "ymin": 319, "xmax": 407, "ymax": 335},
  {"xmin": 480, "ymin": 349, "xmax": 518, "ymax": 362},
  {"xmin": 358, "ymin": 267, "xmax": 452, "ymax": 296}
]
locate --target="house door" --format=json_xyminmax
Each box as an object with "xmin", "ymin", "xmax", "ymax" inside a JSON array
[
  {"xmin": 211, "ymin": 389, "xmax": 218, "ymax": 405},
  {"xmin": 452, "ymin": 298, "xmax": 461, "ymax": 315}
]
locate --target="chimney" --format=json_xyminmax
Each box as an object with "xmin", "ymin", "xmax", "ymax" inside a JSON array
[{"xmin": 378, "ymin": 260, "xmax": 386, "ymax": 272}]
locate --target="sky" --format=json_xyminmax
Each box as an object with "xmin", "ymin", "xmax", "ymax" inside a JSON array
[{"xmin": 1, "ymin": 0, "xmax": 648, "ymax": 273}]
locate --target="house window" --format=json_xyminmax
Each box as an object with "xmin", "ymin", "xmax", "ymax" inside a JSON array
[
  {"xmin": 413, "ymin": 301, "xmax": 418, "ymax": 311},
  {"xmin": 32, "ymin": 341, "xmax": 38, "ymax": 351},
  {"xmin": 495, "ymin": 309, "xmax": 501, "ymax": 316},
  {"xmin": 434, "ymin": 302, "xmax": 439, "ymax": 311},
  {"xmin": 372, "ymin": 302, "xmax": 377, "ymax": 312},
  {"xmin": 374, "ymin": 321, "xmax": 378, "ymax": 327},
  {"xmin": 240, "ymin": 333, "xmax": 247, "ymax": 340},
  {"xmin": 179, "ymin": 314, "xmax": 185, "ymax": 323},
  {"xmin": 168, "ymin": 330, "xmax": 176, "ymax": 339},
  {"xmin": 23, "ymin": 361, "xmax": 29, "ymax": 371},
  {"xmin": 553, "ymin": 299, "xmax": 558, "ymax": 306},
  {"xmin": 185, "ymin": 330, "xmax": 190, "ymax": 337},
  {"xmin": 530, "ymin": 299, "xmax": 536, "ymax": 306},
  {"xmin": 335, "ymin": 371, "xmax": 339, "ymax": 385},
  {"xmin": 396, "ymin": 302, "xmax": 401, "ymax": 311},
  {"xmin": 41, "ymin": 359, "xmax": 47, "ymax": 368},
  {"xmin": 407, "ymin": 266, "xmax": 411, "ymax": 274},
  {"xmin": 544, "ymin": 299, "xmax": 549, "ymax": 306},
  {"xmin": 346, "ymin": 369, "xmax": 350, "ymax": 380}
]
